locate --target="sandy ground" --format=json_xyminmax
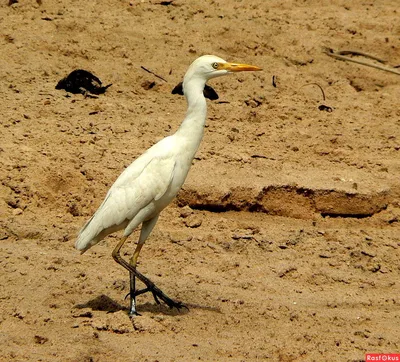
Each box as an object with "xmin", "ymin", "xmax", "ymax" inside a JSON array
[{"xmin": 1, "ymin": 0, "xmax": 399, "ymax": 361}]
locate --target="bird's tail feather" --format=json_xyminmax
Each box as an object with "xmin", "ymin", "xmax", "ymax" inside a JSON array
[
  {"xmin": 75, "ymin": 214, "xmax": 101, "ymax": 252},
  {"xmin": 75, "ymin": 212, "xmax": 127, "ymax": 253}
]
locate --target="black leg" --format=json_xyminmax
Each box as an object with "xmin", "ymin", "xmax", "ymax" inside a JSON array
[
  {"xmin": 129, "ymin": 270, "xmax": 139, "ymax": 316},
  {"xmin": 112, "ymin": 236, "xmax": 187, "ymax": 315}
]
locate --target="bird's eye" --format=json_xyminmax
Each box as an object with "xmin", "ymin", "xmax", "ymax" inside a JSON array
[{"xmin": 212, "ymin": 62, "xmax": 219, "ymax": 69}]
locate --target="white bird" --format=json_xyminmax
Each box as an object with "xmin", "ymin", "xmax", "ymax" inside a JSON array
[{"xmin": 76, "ymin": 55, "xmax": 262, "ymax": 316}]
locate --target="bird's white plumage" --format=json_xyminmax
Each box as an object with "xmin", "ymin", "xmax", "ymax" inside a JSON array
[
  {"xmin": 75, "ymin": 54, "xmax": 261, "ymax": 254},
  {"xmin": 76, "ymin": 136, "xmax": 182, "ymax": 251}
]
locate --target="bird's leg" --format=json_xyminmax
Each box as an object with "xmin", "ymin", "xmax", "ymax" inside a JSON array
[
  {"xmin": 112, "ymin": 239, "xmax": 186, "ymax": 314},
  {"xmin": 128, "ymin": 271, "xmax": 138, "ymax": 315},
  {"xmin": 126, "ymin": 218, "xmax": 156, "ymax": 315},
  {"xmin": 131, "ymin": 217, "xmax": 187, "ymax": 311},
  {"xmin": 111, "ymin": 236, "xmax": 140, "ymax": 316},
  {"xmin": 112, "ymin": 220, "xmax": 187, "ymax": 316},
  {"xmin": 126, "ymin": 241, "xmax": 144, "ymax": 316},
  {"xmin": 127, "ymin": 239, "xmax": 171, "ymax": 312}
]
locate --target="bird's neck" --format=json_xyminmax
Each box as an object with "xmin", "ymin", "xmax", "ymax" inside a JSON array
[{"xmin": 175, "ymin": 77, "xmax": 207, "ymax": 150}]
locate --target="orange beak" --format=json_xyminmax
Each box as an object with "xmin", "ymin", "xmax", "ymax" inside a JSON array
[{"xmin": 218, "ymin": 62, "xmax": 262, "ymax": 72}]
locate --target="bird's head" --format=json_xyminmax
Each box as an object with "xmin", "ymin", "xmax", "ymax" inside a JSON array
[{"xmin": 185, "ymin": 55, "xmax": 262, "ymax": 82}]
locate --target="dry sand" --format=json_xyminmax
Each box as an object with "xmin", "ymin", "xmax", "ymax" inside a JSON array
[{"xmin": 1, "ymin": 0, "xmax": 399, "ymax": 361}]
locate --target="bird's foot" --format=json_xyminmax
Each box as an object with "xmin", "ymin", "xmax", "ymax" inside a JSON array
[
  {"xmin": 128, "ymin": 306, "xmax": 140, "ymax": 317},
  {"xmin": 149, "ymin": 288, "xmax": 188, "ymax": 311},
  {"xmin": 124, "ymin": 286, "xmax": 188, "ymax": 312},
  {"xmin": 115, "ymin": 254, "xmax": 188, "ymax": 314},
  {"xmin": 125, "ymin": 289, "xmax": 146, "ymax": 316},
  {"xmin": 124, "ymin": 287, "xmax": 151, "ymax": 300}
]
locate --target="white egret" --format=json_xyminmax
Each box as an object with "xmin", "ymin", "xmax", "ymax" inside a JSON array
[{"xmin": 76, "ymin": 55, "xmax": 262, "ymax": 316}]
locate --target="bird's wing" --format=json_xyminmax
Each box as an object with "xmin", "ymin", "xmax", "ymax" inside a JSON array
[
  {"xmin": 76, "ymin": 154, "xmax": 176, "ymax": 250},
  {"xmin": 97, "ymin": 156, "xmax": 177, "ymax": 227}
]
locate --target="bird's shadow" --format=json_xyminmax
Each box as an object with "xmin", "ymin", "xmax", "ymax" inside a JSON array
[
  {"xmin": 75, "ymin": 294, "xmax": 126, "ymax": 313},
  {"xmin": 74, "ymin": 294, "xmax": 221, "ymax": 316}
]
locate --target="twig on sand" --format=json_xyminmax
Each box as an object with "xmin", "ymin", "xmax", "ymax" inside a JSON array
[
  {"xmin": 324, "ymin": 48, "xmax": 400, "ymax": 76},
  {"xmin": 300, "ymin": 82, "xmax": 326, "ymax": 101},
  {"xmin": 140, "ymin": 66, "xmax": 167, "ymax": 82},
  {"xmin": 272, "ymin": 75, "xmax": 277, "ymax": 88}
]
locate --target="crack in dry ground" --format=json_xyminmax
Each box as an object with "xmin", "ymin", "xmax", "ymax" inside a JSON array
[{"xmin": 178, "ymin": 184, "xmax": 395, "ymax": 219}]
